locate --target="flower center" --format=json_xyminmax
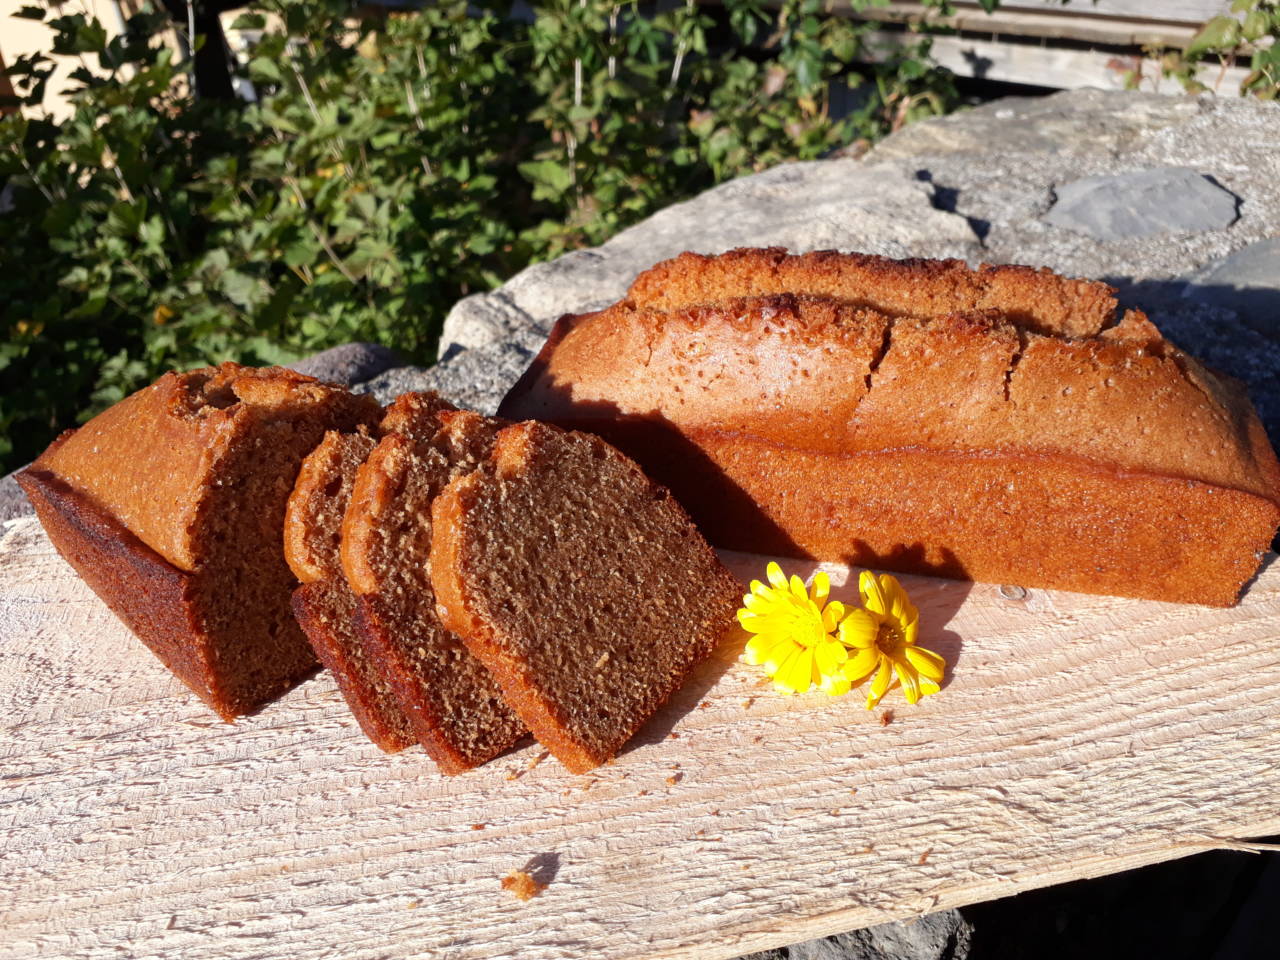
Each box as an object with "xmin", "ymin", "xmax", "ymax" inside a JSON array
[
  {"xmin": 875, "ymin": 621, "xmax": 905, "ymax": 657},
  {"xmin": 791, "ymin": 602, "xmax": 827, "ymax": 648}
]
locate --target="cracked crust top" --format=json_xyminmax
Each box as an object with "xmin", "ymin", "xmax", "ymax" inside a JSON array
[{"xmin": 503, "ymin": 251, "xmax": 1280, "ymax": 504}]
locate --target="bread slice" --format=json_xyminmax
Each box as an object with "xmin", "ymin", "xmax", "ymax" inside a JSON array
[
  {"xmin": 18, "ymin": 363, "xmax": 380, "ymax": 718},
  {"xmin": 429, "ymin": 422, "xmax": 742, "ymax": 774},
  {"xmin": 501, "ymin": 249, "xmax": 1280, "ymax": 606},
  {"xmin": 285, "ymin": 429, "xmax": 415, "ymax": 752},
  {"xmin": 341, "ymin": 408, "xmax": 526, "ymax": 774}
]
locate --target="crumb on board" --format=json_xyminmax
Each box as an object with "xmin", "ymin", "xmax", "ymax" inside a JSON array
[
  {"xmin": 918, "ymin": 848, "xmax": 933, "ymax": 865},
  {"xmin": 506, "ymin": 749, "xmax": 552, "ymax": 781},
  {"xmin": 699, "ymin": 700, "xmax": 712, "ymax": 710},
  {"xmin": 471, "ymin": 823, "xmax": 486, "ymax": 831},
  {"xmin": 501, "ymin": 870, "xmax": 546, "ymax": 902},
  {"xmin": 742, "ymin": 697, "xmax": 757, "ymax": 709},
  {"xmin": 666, "ymin": 773, "xmax": 684, "ymax": 786},
  {"xmin": 880, "ymin": 710, "xmax": 894, "ymax": 727}
]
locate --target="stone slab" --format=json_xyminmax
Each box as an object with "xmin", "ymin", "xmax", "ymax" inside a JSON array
[{"xmin": 1043, "ymin": 167, "xmax": 1238, "ymax": 239}]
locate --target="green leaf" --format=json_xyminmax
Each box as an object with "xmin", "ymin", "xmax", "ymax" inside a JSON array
[
  {"xmin": 249, "ymin": 57, "xmax": 283, "ymax": 84},
  {"xmin": 518, "ymin": 159, "xmax": 573, "ymax": 196},
  {"xmin": 230, "ymin": 13, "xmax": 267, "ymax": 31},
  {"xmin": 14, "ymin": 5, "xmax": 45, "ymax": 20},
  {"xmin": 1186, "ymin": 16, "xmax": 1242, "ymax": 58},
  {"xmin": 219, "ymin": 269, "xmax": 262, "ymax": 309},
  {"xmin": 1242, "ymin": 9, "xmax": 1270, "ymax": 41}
]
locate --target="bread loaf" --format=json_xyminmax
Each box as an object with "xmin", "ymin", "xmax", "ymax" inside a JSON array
[
  {"xmin": 429, "ymin": 421, "xmax": 742, "ymax": 773},
  {"xmin": 500, "ymin": 248, "xmax": 1280, "ymax": 606},
  {"xmin": 19, "ymin": 363, "xmax": 380, "ymax": 718}
]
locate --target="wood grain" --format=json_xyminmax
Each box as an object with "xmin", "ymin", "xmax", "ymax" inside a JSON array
[{"xmin": 2, "ymin": 514, "xmax": 1279, "ymax": 960}]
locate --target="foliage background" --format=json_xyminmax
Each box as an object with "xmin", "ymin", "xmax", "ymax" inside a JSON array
[{"xmin": 2, "ymin": 0, "xmax": 1278, "ymax": 475}]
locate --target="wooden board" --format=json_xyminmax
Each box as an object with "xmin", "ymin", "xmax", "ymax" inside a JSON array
[{"xmin": 2, "ymin": 514, "xmax": 1279, "ymax": 960}]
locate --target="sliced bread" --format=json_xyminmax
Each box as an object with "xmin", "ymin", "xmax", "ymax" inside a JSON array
[
  {"xmin": 342, "ymin": 408, "xmax": 527, "ymax": 774},
  {"xmin": 429, "ymin": 421, "xmax": 742, "ymax": 774},
  {"xmin": 285, "ymin": 428, "xmax": 416, "ymax": 752}
]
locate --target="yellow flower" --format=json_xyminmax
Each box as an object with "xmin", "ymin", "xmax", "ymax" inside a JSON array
[
  {"xmin": 832, "ymin": 571, "xmax": 945, "ymax": 709},
  {"xmin": 738, "ymin": 562, "xmax": 848, "ymax": 695}
]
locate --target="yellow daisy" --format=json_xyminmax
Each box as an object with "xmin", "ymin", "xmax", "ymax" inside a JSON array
[
  {"xmin": 832, "ymin": 571, "xmax": 946, "ymax": 708},
  {"xmin": 738, "ymin": 562, "xmax": 848, "ymax": 695}
]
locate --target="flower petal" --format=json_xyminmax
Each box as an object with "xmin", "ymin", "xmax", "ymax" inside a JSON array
[
  {"xmin": 774, "ymin": 647, "xmax": 815, "ymax": 694},
  {"xmin": 838, "ymin": 608, "xmax": 879, "ymax": 649},
  {"xmin": 811, "ymin": 571, "xmax": 830, "ymax": 606},
  {"xmin": 866, "ymin": 657, "xmax": 894, "ymax": 709},
  {"xmin": 919, "ymin": 677, "xmax": 941, "ymax": 696},
  {"xmin": 841, "ymin": 647, "xmax": 880, "ymax": 684},
  {"xmin": 893, "ymin": 658, "xmax": 921, "ymax": 705},
  {"xmin": 821, "ymin": 600, "xmax": 846, "ymax": 632},
  {"xmin": 814, "ymin": 638, "xmax": 849, "ymax": 675},
  {"xmin": 820, "ymin": 672, "xmax": 852, "ymax": 697},
  {"xmin": 904, "ymin": 645, "xmax": 945, "ymax": 682},
  {"xmin": 746, "ymin": 635, "xmax": 794, "ymax": 672},
  {"xmin": 860, "ymin": 570, "xmax": 887, "ymax": 615},
  {"xmin": 789, "ymin": 574, "xmax": 808, "ymax": 600},
  {"xmin": 767, "ymin": 562, "xmax": 786, "ymax": 589}
]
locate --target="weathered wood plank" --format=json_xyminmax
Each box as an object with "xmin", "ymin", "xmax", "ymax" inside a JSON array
[
  {"xmin": 2, "ymin": 515, "xmax": 1279, "ymax": 960},
  {"xmin": 864, "ymin": 28, "xmax": 1254, "ymax": 94}
]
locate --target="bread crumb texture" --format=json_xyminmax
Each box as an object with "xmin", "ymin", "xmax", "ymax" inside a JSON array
[{"xmin": 430, "ymin": 422, "xmax": 742, "ymax": 772}]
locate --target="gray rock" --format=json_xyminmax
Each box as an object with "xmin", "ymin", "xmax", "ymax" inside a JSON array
[
  {"xmin": 439, "ymin": 161, "xmax": 981, "ymax": 358},
  {"xmin": 1044, "ymin": 167, "xmax": 1238, "ymax": 239},
  {"xmin": 865, "ymin": 89, "xmax": 1280, "ymax": 283},
  {"xmin": 0, "ymin": 471, "xmax": 32, "ymax": 523},
  {"xmin": 287, "ymin": 342, "xmax": 402, "ymax": 386},
  {"xmin": 1182, "ymin": 237, "xmax": 1280, "ymax": 339},
  {"xmin": 736, "ymin": 910, "xmax": 971, "ymax": 960},
  {"xmin": 355, "ymin": 340, "xmax": 537, "ymax": 415}
]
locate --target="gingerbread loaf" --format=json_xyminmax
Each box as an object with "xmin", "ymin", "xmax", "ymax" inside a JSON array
[
  {"xmin": 499, "ymin": 248, "xmax": 1280, "ymax": 606},
  {"xmin": 18, "ymin": 363, "xmax": 380, "ymax": 718},
  {"xmin": 429, "ymin": 421, "xmax": 742, "ymax": 773}
]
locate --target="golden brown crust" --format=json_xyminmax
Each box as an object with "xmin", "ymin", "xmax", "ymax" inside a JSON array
[
  {"xmin": 500, "ymin": 249, "xmax": 1280, "ymax": 605},
  {"xmin": 627, "ymin": 247, "xmax": 1120, "ymax": 337},
  {"xmin": 35, "ymin": 363, "xmax": 378, "ymax": 572}
]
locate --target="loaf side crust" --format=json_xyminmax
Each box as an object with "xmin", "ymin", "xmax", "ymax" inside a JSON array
[
  {"xmin": 18, "ymin": 468, "xmax": 233, "ymax": 718},
  {"xmin": 558, "ymin": 419, "xmax": 1277, "ymax": 606}
]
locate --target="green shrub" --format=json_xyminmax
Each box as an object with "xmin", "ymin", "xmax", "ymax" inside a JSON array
[{"xmin": 0, "ymin": 0, "xmax": 969, "ymax": 474}]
